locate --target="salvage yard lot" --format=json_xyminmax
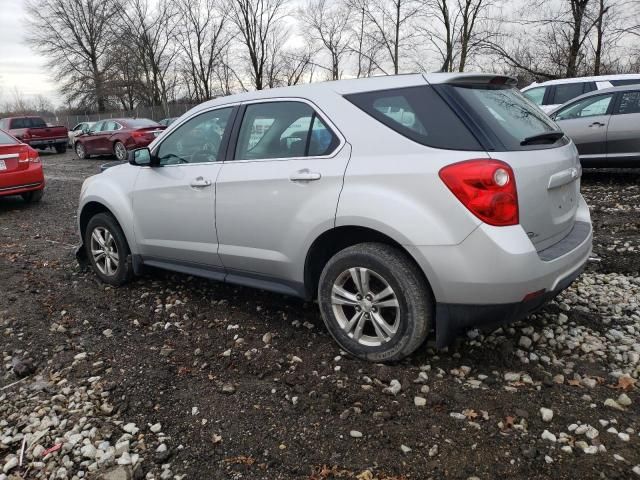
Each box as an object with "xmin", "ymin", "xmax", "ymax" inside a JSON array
[{"xmin": 1, "ymin": 151, "xmax": 639, "ymax": 480}]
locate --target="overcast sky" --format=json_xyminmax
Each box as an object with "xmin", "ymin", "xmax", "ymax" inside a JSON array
[{"xmin": 0, "ymin": 0, "xmax": 56, "ymax": 104}]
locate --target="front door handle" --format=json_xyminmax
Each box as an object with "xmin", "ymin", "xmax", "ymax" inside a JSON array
[
  {"xmin": 589, "ymin": 121, "xmax": 605, "ymax": 127},
  {"xmin": 290, "ymin": 170, "xmax": 321, "ymax": 182},
  {"xmin": 190, "ymin": 176, "xmax": 212, "ymax": 188}
]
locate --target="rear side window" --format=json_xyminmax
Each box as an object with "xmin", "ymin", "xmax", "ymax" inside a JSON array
[
  {"xmin": 449, "ymin": 84, "xmax": 560, "ymax": 150},
  {"xmin": 345, "ymin": 86, "xmax": 481, "ymax": 150},
  {"xmin": 0, "ymin": 130, "xmax": 18, "ymax": 144},
  {"xmin": 615, "ymin": 91, "xmax": 640, "ymax": 114},
  {"xmin": 551, "ymin": 83, "xmax": 586, "ymax": 105}
]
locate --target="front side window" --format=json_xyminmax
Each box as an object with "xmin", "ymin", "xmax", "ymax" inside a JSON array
[
  {"xmin": 555, "ymin": 94, "xmax": 613, "ymax": 120},
  {"xmin": 615, "ymin": 91, "xmax": 640, "ymax": 115},
  {"xmin": 156, "ymin": 107, "xmax": 232, "ymax": 165},
  {"xmin": 522, "ymin": 87, "xmax": 546, "ymax": 105},
  {"xmin": 235, "ymin": 102, "xmax": 339, "ymax": 160},
  {"xmin": 551, "ymin": 83, "xmax": 586, "ymax": 105}
]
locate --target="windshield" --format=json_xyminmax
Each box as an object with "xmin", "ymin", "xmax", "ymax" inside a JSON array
[
  {"xmin": 450, "ymin": 85, "xmax": 561, "ymax": 150},
  {"xmin": 124, "ymin": 118, "xmax": 159, "ymax": 128}
]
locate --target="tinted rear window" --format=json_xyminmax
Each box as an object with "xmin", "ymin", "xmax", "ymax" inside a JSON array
[
  {"xmin": 610, "ymin": 79, "xmax": 640, "ymax": 87},
  {"xmin": 10, "ymin": 117, "xmax": 47, "ymax": 129},
  {"xmin": 344, "ymin": 86, "xmax": 481, "ymax": 150},
  {"xmin": 449, "ymin": 85, "xmax": 560, "ymax": 150},
  {"xmin": 551, "ymin": 83, "xmax": 586, "ymax": 105},
  {"xmin": 123, "ymin": 118, "xmax": 159, "ymax": 128},
  {"xmin": 0, "ymin": 130, "xmax": 19, "ymax": 144}
]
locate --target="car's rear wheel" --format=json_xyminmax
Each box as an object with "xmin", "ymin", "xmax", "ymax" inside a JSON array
[
  {"xmin": 21, "ymin": 189, "xmax": 44, "ymax": 203},
  {"xmin": 75, "ymin": 142, "xmax": 89, "ymax": 159},
  {"xmin": 318, "ymin": 243, "xmax": 432, "ymax": 362},
  {"xmin": 114, "ymin": 141, "xmax": 127, "ymax": 161},
  {"xmin": 85, "ymin": 213, "xmax": 133, "ymax": 286},
  {"xmin": 55, "ymin": 144, "xmax": 66, "ymax": 154}
]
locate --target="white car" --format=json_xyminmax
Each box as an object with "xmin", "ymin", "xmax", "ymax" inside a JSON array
[
  {"xmin": 521, "ymin": 74, "xmax": 640, "ymax": 113},
  {"xmin": 68, "ymin": 121, "xmax": 96, "ymax": 147}
]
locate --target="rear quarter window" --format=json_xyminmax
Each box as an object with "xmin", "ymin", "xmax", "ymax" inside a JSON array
[{"xmin": 344, "ymin": 86, "xmax": 481, "ymax": 150}]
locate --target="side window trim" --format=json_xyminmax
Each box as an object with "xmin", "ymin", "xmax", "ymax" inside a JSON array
[
  {"xmin": 225, "ymin": 98, "xmax": 343, "ymax": 163},
  {"xmin": 151, "ymin": 105, "xmax": 239, "ymax": 166}
]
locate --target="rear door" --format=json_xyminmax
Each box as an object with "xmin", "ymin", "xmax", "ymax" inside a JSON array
[
  {"xmin": 606, "ymin": 90, "xmax": 640, "ymax": 162},
  {"xmin": 215, "ymin": 99, "xmax": 349, "ymax": 289},
  {"xmin": 446, "ymin": 83, "xmax": 582, "ymax": 250},
  {"xmin": 553, "ymin": 93, "xmax": 615, "ymax": 160}
]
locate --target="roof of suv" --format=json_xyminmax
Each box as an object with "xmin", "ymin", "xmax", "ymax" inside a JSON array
[{"xmin": 196, "ymin": 73, "xmax": 516, "ymax": 111}]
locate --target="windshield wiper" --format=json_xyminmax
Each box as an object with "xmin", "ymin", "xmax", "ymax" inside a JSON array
[{"xmin": 520, "ymin": 130, "xmax": 564, "ymax": 146}]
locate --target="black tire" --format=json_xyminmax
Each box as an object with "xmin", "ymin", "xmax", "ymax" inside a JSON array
[
  {"xmin": 21, "ymin": 189, "xmax": 44, "ymax": 203},
  {"xmin": 114, "ymin": 141, "xmax": 127, "ymax": 161},
  {"xmin": 318, "ymin": 243, "xmax": 432, "ymax": 362},
  {"xmin": 75, "ymin": 142, "xmax": 90, "ymax": 159},
  {"xmin": 84, "ymin": 213, "xmax": 133, "ymax": 286},
  {"xmin": 55, "ymin": 144, "xmax": 66, "ymax": 154}
]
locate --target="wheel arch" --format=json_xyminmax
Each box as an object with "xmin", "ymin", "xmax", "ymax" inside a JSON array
[{"xmin": 303, "ymin": 225, "xmax": 435, "ymax": 302}]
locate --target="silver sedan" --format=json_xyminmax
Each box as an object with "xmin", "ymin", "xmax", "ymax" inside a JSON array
[{"xmin": 550, "ymin": 85, "xmax": 640, "ymax": 167}]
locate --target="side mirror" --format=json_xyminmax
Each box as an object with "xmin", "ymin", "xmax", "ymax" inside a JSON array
[{"xmin": 129, "ymin": 147, "xmax": 153, "ymax": 166}]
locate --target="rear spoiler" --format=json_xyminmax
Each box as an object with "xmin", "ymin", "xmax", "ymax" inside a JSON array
[{"xmin": 427, "ymin": 73, "xmax": 517, "ymax": 87}]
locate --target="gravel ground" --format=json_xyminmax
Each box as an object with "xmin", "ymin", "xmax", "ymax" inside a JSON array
[{"xmin": 1, "ymin": 151, "xmax": 639, "ymax": 480}]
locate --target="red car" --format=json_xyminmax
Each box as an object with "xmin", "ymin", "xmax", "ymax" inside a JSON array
[
  {"xmin": 73, "ymin": 118, "xmax": 166, "ymax": 161},
  {"xmin": 0, "ymin": 128, "xmax": 45, "ymax": 203}
]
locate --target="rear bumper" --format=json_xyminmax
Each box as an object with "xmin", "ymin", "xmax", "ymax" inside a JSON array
[
  {"xmin": 26, "ymin": 138, "xmax": 67, "ymax": 147},
  {"xmin": 433, "ymin": 261, "xmax": 585, "ymax": 346},
  {"xmin": 406, "ymin": 194, "xmax": 592, "ymax": 346},
  {"xmin": 0, "ymin": 163, "xmax": 45, "ymax": 197}
]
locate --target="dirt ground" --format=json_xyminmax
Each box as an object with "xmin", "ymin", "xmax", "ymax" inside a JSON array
[{"xmin": 1, "ymin": 150, "xmax": 639, "ymax": 480}]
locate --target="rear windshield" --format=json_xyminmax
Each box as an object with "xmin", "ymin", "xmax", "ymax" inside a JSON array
[
  {"xmin": 123, "ymin": 118, "xmax": 159, "ymax": 128},
  {"xmin": 448, "ymin": 85, "xmax": 561, "ymax": 150},
  {"xmin": 344, "ymin": 86, "xmax": 481, "ymax": 150},
  {"xmin": 0, "ymin": 130, "xmax": 19, "ymax": 144},
  {"xmin": 10, "ymin": 117, "xmax": 47, "ymax": 129}
]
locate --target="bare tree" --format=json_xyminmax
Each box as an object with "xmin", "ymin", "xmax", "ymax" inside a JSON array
[
  {"xmin": 118, "ymin": 0, "xmax": 180, "ymax": 115},
  {"xmin": 230, "ymin": 0, "xmax": 289, "ymax": 90},
  {"xmin": 347, "ymin": 1, "xmax": 380, "ymax": 77},
  {"xmin": 177, "ymin": 0, "xmax": 233, "ymax": 102},
  {"xmin": 301, "ymin": 0, "xmax": 352, "ymax": 80},
  {"xmin": 25, "ymin": 0, "xmax": 120, "ymax": 111},
  {"xmin": 348, "ymin": 0, "xmax": 421, "ymax": 74}
]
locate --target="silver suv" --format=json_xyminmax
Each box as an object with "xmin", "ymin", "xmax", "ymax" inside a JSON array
[{"xmin": 76, "ymin": 73, "xmax": 592, "ymax": 362}]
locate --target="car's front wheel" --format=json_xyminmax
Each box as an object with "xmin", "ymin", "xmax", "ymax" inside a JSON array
[
  {"xmin": 84, "ymin": 213, "xmax": 133, "ymax": 286},
  {"xmin": 318, "ymin": 243, "xmax": 432, "ymax": 362},
  {"xmin": 76, "ymin": 142, "xmax": 89, "ymax": 159},
  {"xmin": 114, "ymin": 141, "xmax": 127, "ymax": 161}
]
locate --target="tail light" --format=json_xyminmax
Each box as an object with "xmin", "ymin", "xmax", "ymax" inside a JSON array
[
  {"xmin": 439, "ymin": 159, "xmax": 518, "ymax": 226},
  {"xmin": 132, "ymin": 131, "xmax": 146, "ymax": 139},
  {"xmin": 18, "ymin": 146, "xmax": 40, "ymax": 164}
]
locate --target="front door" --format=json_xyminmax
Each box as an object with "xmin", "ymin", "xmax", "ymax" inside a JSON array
[
  {"xmin": 131, "ymin": 106, "xmax": 235, "ymax": 272},
  {"xmin": 216, "ymin": 100, "xmax": 350, "ymax": 291},
  {"xmin": 554, "ymin": 93, "xmax": 615, "ymax": 160}
]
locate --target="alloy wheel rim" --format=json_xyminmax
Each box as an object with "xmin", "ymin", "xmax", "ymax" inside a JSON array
[
  {"xmin": 76, "ymin": 144, "xmax": 84, "ymax": 158},
  {"xmin": 115, "ymin": 143, "xmax": 126, "ymax": 160},
  {"xmin": 331, "ymin": 267, "xmax": 400, "ymax": 346},
  {"xmin": 90, "ymin": 226, "xmax": 119, "ymax": 276}
]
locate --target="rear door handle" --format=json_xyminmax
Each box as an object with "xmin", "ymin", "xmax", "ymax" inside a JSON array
[
  {"xmin": 290, "ymin": 170, "xmax": 321, "ymax": 182},
  {"xmin": 589, "ymin": 122, "xmax": 605, "ymax": 127},
  {"xmin": 190, "ymin": 176, "xmax": 212, "ymax": 188}
]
